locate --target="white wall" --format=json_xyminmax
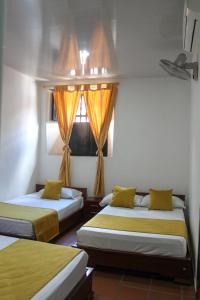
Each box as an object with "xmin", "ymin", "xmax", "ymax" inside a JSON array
[
  {"xmin": 38, "ymin": 77, "xmax": 190, "ymax": 196},
  {"xmin": 0, "ymin": 0, "xmax": 5, "ymax": 117},
  {"xmin": 189, "ymin": 53, "xmax": 200, "ymax": 279},
  {"xmin": 0, "ymin": 66, "xmax": 39, "ymax": 199}
]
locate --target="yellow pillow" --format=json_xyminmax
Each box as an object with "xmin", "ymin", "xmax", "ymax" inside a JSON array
[
  {"xmin": 41, "ymin": 180, "xmax": 63, "ymax": 200},
  {"xmin": 149, "ymin": 189, "xmax": 173, "ymax": 210},
  {"xmin": 111, "ymin": 186, "xmax": 136, "ymax": 208},
  {"xmin": 112, "ymin": 185, "xmax": 134, "ymax": 192}
]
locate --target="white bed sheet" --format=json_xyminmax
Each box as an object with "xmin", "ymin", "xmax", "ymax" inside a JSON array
[
  {"xmin": 77, "ymin": 206, "xmax": 187, "ymax": 257},
  {"xmin": 0, "ymin": 235, "xmax": 88, "ymax": 300},
  {"xmin": 0, "ymin": 192, "xmax": 83, "ymax": 239}
]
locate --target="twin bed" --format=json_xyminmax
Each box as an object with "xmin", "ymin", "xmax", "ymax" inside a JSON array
[
  {"xmin": 0, "ymin": 235, "xmax": 93, "ymax": 300},
  {"xmin": 0, "ymin": 185, "xmax": 87, "ymax": 241}
]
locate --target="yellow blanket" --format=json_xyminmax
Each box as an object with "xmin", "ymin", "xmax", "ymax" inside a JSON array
[
  {"xmin": 83, "ymin": 214, "xmax": 187, "ymax": 239},
  {"xmin": 0, "ymin": 202, "xmax": 59, "ymax": 242},
  {"xmin": 0, "ymin": 239, "xmax": 81, "ymax": 300}
]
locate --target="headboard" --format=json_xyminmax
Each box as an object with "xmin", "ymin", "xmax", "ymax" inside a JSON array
[{"xmin": 35, "ymin": 184, "xmax": 87, "ymax": 200}]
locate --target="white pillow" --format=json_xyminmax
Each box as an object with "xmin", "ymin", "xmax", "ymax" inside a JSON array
[
  {"xmin": 61, "ymin": 187, "xmax": 82, "ymax": 199},
  {"xmin": 140, "ymin": 194, "xmax": 185, "ymax": 209},
  {"xmin": 99, "ymin": 193, "xmax": 112, "ymax": 207},
  {"xmin": 99, "ymin": 193, "xmax": 143, "ymax": 207},
  {"xmin": 38, "ymin": 187, "xmax": 82, "ymax": 199},
  {"xmin": 38, "ymin": 189, "xmax": 44, "ymax": 197}
]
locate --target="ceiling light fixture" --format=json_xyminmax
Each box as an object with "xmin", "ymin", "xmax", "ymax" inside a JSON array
[
  {"xmin": 93, "ymin": 67, "xmax": 98, "ymax": 75},
  {"xmin": 101, "ymin": 67, "xmax": 107, "ymax": 75},
  {"xmin": 79, "ymin": 50, "xmax": 90, "ymax": 75},
  {"xmin": 69, "ymin": 69, "xmax": 76, "ymax": 76}
]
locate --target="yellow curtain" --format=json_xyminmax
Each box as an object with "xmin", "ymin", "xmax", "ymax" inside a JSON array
[
  {"xmin": 83, "ymin": 83, "xmax": 118, "ymax": 196},
  {"xmin": 53, "ymin": 86, "xmax": 81, "ymax": 186}
]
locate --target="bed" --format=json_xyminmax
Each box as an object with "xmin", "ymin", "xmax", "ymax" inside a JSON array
[
  {"xmin": 76, "ymin": 192, "xmax": 193, "ymax": 284},
  {"xmin": 0, "ymin": 235, "xmax": 93, "ymax": 300},
  {"xmin": 0, "ymin": 185, "xmax": 87, "ymax": 241}
]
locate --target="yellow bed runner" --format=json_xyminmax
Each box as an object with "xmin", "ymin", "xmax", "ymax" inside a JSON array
[
  {"xmin": 83, "ymin": 214, "xmax": 187, "ymax": 239},
  {"xmin": 0, "ymin": 202, "xmax": 59, "ymax": 242},
  {"xmin": 0, "ymin": 239, "xmax": 81, "ymax": 300}
]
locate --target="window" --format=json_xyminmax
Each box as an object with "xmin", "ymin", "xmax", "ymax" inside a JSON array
[
  {"xmin": 74, "ymin": 95, "xmax": 88, "ymax": 123},
  {"xmin": 50, "ymin": 93, "xmax": 108, "ymax": 156}
]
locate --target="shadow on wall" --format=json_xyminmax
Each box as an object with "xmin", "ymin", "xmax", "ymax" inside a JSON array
[{"xmin": 0, "ymin": 66, "xmax": 39, "ymax": 200}]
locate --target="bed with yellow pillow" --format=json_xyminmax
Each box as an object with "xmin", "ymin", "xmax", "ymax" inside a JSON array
[
  {"xmin": 0, "ymin": 181, "xmax": 86, "ymax": 241},
  {"xmin": 77, "ymin": 187, "xmax": 193, "ymax": 283},
  {"xmin": 0, "ymin": 235, "xmax": 93, "ymax": 300}
]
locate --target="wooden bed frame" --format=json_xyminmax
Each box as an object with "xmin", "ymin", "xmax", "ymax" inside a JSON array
[
  {"xmin": 36, "ymin": 184, "xmax": 87, "ymax": 234},
  {"xmin": 76, "ymin": 192, "xmax": 194, "ymax": 285},
  {"xmin": 66, "ymin": 267, "xmax": 93, "ymax": 300}
]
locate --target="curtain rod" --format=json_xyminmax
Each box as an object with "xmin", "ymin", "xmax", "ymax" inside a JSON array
[{"xmin": 42, "ymin": 79, "xmax": 119, "ymax": 89}]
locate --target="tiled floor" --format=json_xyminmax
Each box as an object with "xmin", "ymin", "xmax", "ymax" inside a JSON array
[
  {"xmin": 53, "ymin": 222, "xmax": 83, "ymax": 245},
  {"xmin": 93, "ymin": 270, "xmax": 195, "ymax": 300},
  {"xmin": 53, "ymin": 224, "xmax": 196, "ymax": 300}
]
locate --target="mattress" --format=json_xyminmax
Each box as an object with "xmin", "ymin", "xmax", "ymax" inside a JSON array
[
  {"xmin": 0, "ymin": 192, "xmax": 83, "ymax": 239},
  {"xmin": 77, "ymin": 206, "xmax": 187, "ymax": 257},
  {"xmin": 0, "ymin": 235, "xmax": 88, "ymax": 300}
]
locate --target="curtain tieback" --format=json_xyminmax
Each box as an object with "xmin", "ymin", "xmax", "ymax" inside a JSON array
[
  {"xmin": 96, "ymin": 149, "xmax": 103, "ymax": 156},
  {"xmin": 63, "ymin": 144, "xmax": 71, "ymax": 154}
]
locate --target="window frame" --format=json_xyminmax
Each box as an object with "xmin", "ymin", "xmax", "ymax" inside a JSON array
[{"xmin": 50, "ymin": 92, "xmax": 108, "ymax": 157}]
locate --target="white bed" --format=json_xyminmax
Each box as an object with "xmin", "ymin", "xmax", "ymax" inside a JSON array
[
  {"xmin": 0, "ymin": 192, "xmax": 83, "ymax": 239},
  {"xmin": 77, "ymin": 205, "xmax": 187, "ymax": 258},
  {"xmin": 0, "ymin": 235, "xmax": 88, "ymax": 300}
]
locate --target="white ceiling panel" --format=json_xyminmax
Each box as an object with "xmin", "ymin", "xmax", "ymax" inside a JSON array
[{"xmin": 3, "ymin": 0, "xmax": 184, "ymax": 81}]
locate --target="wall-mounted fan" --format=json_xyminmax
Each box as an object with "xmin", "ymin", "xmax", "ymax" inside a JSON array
[{"xmin": 159, "ymin": 53, "xmax": 198, "ymax": 80}]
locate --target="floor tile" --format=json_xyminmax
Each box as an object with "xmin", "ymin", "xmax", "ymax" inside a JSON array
[
  {"xmin": 93, "ymin": 270, "xmax": 122, "ymax": 300},
  {"xmin": 94, "ymin": 270, "xmax": 123, "ymax": 281},
  {"xmin": 151, "ymin": 278, "xmax": 181, "ymax": 295},
  {"xmin": 58, "ymin": 234, "xmax": 77, "ymax": 245},
  {"xmin": 92, "ymin": 289, "xmax": 115, "ymax": 300},
  {"xmin": 149, "ymin": 291, "xmax": 182, "ymax": 300},
  {"xmin": 54, "ymin": 224, "xmax": 82, "ymax": 245},
  {"xmin": 181, "ymin": 285, "xmax": 196, "ymax": 297},
  {"xmin": 116, "ymin": 286, "xmax": 148, "ymax": 300},
  {"xmin": 122, "ymin": 274, "xmax": 150, "ymax": 290}
]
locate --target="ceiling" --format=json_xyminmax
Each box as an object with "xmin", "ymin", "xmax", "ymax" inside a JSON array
[{"xmin": 3, "ymin": 0, "xmax": 184, "ymax": 81}]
